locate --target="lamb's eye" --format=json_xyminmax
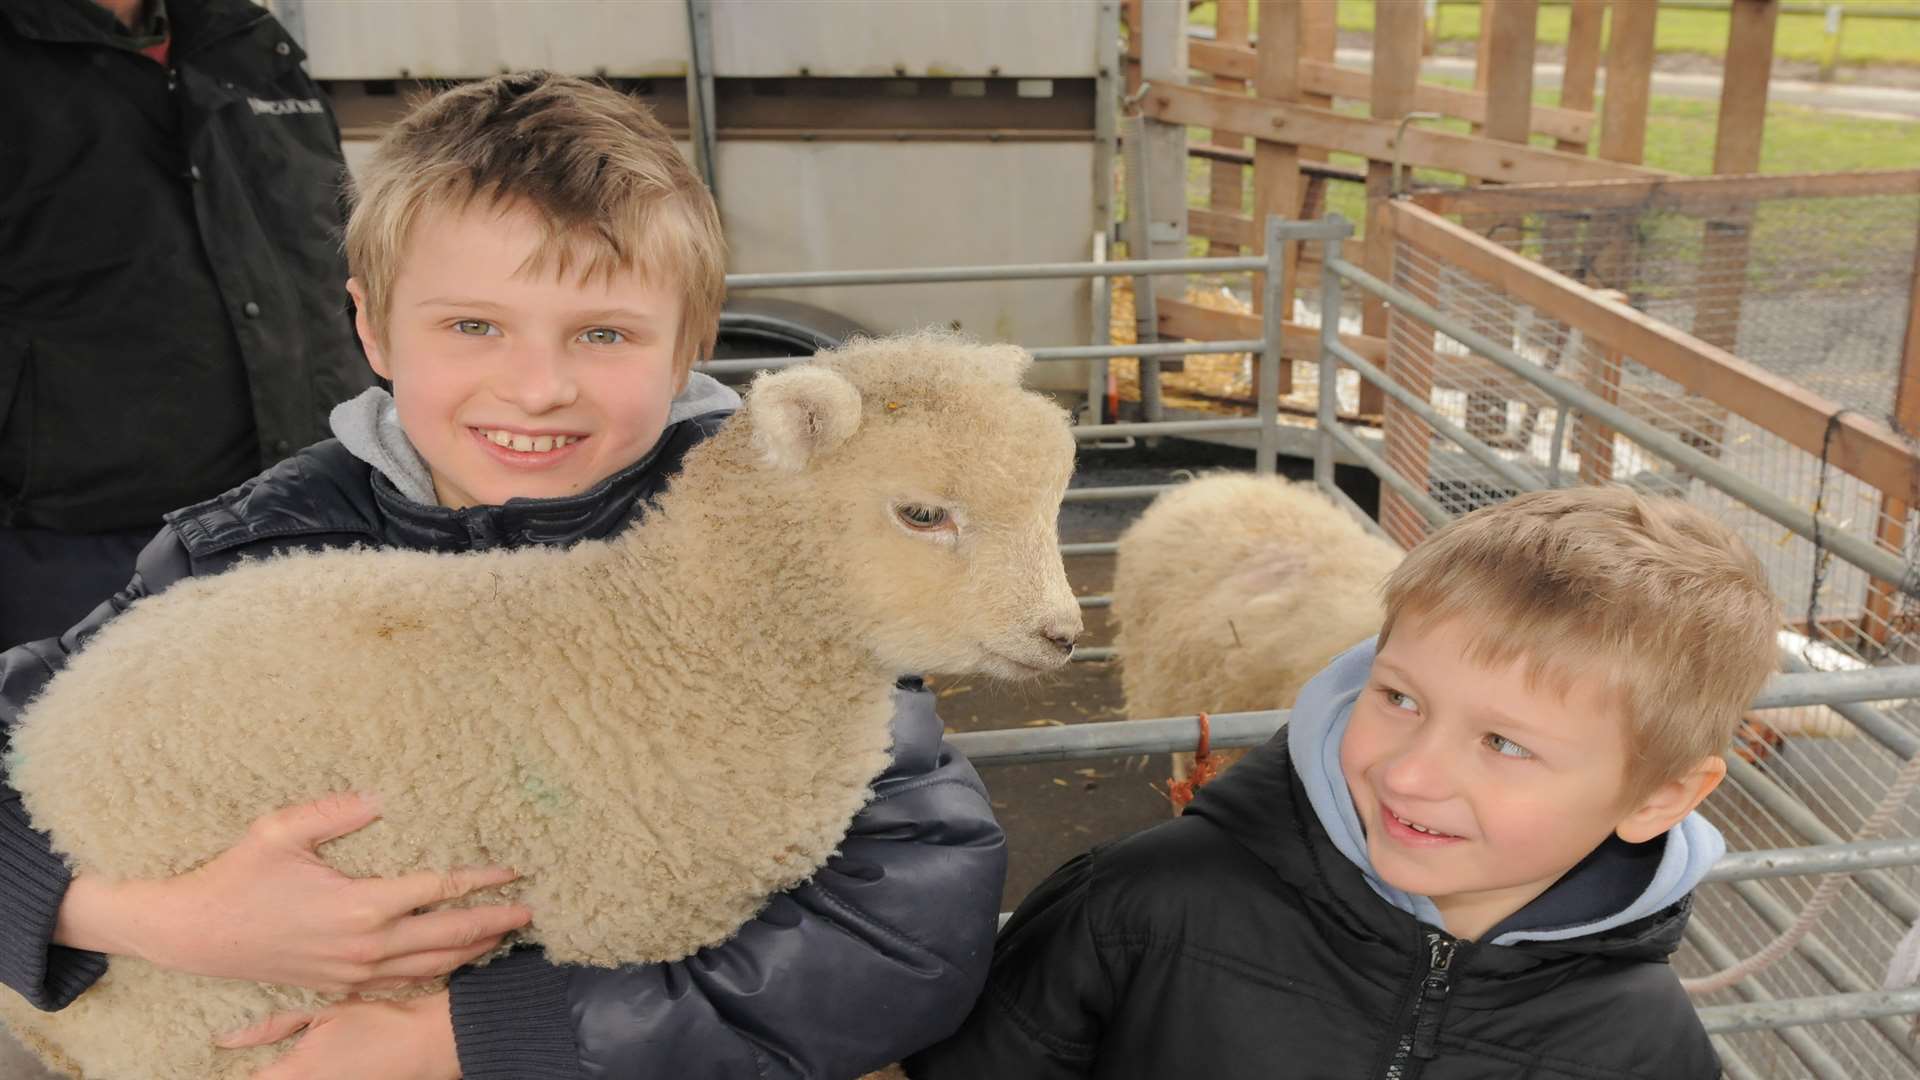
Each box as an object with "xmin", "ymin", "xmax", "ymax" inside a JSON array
[{"xmin": 895, "ymin": 504, "xmax": 949, "ymax": 531}]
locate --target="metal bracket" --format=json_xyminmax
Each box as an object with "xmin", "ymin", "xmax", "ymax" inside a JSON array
[
  {"xmin": 1146, "ymin": 221, "xmax": 1182, "ymax": 244},
  {"xmin": 1390, "ymin": 111, "xmax": 1444, "ymax": 199}
]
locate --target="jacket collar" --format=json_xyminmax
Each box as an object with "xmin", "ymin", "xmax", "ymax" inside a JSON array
[
  {"xmin": 165, "ymin": 411, "xmax": 728, "ymax": 561},
  {"xmin": 330, "ymin": 375, "xmax": 741, "ymax": 550},
  {"xmin": 328, "ymin": 376, "xmax": 742, "ymax": 507},
  {"xmin": 368, "ymin": 416, "xmax": 720, "ymax": 551}
]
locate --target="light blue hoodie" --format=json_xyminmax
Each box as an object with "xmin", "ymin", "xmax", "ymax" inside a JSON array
[{"xmin": 1287, "ymin": 638, "xmax": 1725, "ymax": 946}]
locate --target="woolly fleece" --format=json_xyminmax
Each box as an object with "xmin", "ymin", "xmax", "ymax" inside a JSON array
[
  {"xmin": 1110, "ymin": 474, "xmax": 1404, "ymax": 783},
  {"xmin": 1, "ymin": 333, "xmax": 1080, "ymax": 1079}
]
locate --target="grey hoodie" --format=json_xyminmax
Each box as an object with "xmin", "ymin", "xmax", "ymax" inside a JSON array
[
  {"xmin": 325, "ymin": 373, "xmax": 742, "ymax": 506},
  {"xmin": 1287, "ymin": 638, "xmax": 1726, "ymax": 946}
]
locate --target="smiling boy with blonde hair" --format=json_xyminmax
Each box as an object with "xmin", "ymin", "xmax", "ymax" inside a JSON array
[
  {"xmin": 910, "ymin": 486, "xmax": 1779, "ymax": 1079},
  {"xmin": 0, "ymin": 72, "xmax": 1003, "ymax": 1080}
]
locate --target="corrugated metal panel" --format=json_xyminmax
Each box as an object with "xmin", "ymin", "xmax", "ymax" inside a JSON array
[
  {"xmin": 291, "ymin": 0, "xmax": 690, "ymax": 80},
  {"xmin": 716, "ymin": 140, "xmax": 1098, "ymax": 384},
  {"xmin": 709, "ymin": 0, "xmax": 1098, "ymax": 78}
]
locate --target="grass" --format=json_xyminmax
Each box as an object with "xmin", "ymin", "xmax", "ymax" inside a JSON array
[
  {"xmin": 1188, "ymin": 0, "xmax": 1920, "ymax": 69},
  {"xmin": 1641, "ymin": 94, "xmax": 1920, "ymax": 173}
]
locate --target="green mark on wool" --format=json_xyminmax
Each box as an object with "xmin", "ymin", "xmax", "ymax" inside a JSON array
[{"xmin": 521, "ymin": 773, "xmax": 572, "ymax": 812}]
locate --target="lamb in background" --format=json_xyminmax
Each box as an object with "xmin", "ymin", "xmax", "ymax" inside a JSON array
[
  {"xmin": 1110, "ymin": 474, "xmax": 1404, "ymax": 801},
  {"xmin": 1, "ymin": 333, "xmax": 1082, "ymax": 1079}
]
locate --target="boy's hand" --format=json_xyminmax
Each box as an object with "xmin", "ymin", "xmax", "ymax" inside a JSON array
[
  {"xmin": 56, "ymin": 792, "xmax": 532, "ymax": 993},
  {"xmin": 215, "ymin": 989, "xmax": 461, "ymax": 1080}
]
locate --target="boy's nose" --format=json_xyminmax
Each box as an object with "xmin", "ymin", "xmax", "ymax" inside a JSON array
[
  {"xmin": 495, "ymin": 344, "xmax": 580, "ymax": 412},
  {"xmin": 1377, "ymin": 744, "xmax": 1457, "ymax": 804}
]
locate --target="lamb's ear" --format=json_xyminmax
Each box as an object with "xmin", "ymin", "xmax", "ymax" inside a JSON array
[
  {"xmin": 748, "ymin": 365, "xmax": 864, "ymax": 472},
  {"xmin": 967, "ymin": 342, "xmax": 1034, "ymax": 387}
]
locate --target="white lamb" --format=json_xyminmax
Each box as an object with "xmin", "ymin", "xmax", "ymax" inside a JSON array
[
  {"xmin": 1110, "ymin": 474, "xmax": 1404, "ymax": 793},
  {"xmin": 0, "ymin": 333, "xmax": 1082, "ymax": 1079}
]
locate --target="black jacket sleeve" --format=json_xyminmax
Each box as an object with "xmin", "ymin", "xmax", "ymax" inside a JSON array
[
  {"xmin": 0, "ymin": 527, "xmax": 194, "ymax": 1009},
  {"xmin": 447, "ymin": 682, "xmax": 1009, "ymax": 1080},
  {"xmin": 904, "ymin": 849, "xmax": 1119, "ymax": 1080}
]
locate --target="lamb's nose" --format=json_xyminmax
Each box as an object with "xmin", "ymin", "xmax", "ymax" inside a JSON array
[{"xmin": 1040, "ymin": 628, "xmax": 1078, "ymax": 657}]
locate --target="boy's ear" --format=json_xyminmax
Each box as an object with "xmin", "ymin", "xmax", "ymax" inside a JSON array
[
  {"xmin": 345, "ymin": 278, "xmax": 391, "ymax": 381},
  {"xmin": 748, "ymin": 365, "xmax": 863, "ymax": 472},
  {"xmin": 1616, "ymin": 755, "xmax": 1726, "ymax": 845}
]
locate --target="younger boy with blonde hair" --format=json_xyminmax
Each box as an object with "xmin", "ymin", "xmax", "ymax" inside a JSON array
[
  {"xmin": 910, "ymin": 486, "xmax": 1779, "ymax": 1079},
  {"xmin": 0, "ymin": 72, "xmax": 1003, "ymax": 1079}
]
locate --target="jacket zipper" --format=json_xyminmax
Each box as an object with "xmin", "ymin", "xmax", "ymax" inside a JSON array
[{"xmin": 1381, "ymin": 931, "xmax": 1457, "ymax": 1079}]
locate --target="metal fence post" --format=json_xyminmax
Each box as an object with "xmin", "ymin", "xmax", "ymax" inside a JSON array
[
  {"xmin": 1088, "ymin": 229, "xmax": 1110, "ymax": 426},
  {"xmin": 1315, "ymin": 225, "xmax": 1346, "ymax": 494},
  {"xmin": 684, "ymin": 0, "xmax": 719, "ymax": 196},
  {"xmin": 1122, "ymin": 115, "xmax": 1164, "ymax": 432},
  {"xmin": 1258, "ymin": 214, "xmax": 1287, "ymax": 475}
]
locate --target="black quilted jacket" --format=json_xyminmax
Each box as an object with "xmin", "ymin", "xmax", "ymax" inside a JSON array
[{"xmin": 908, "ymin": 733, "xmax": 1718, "ymax": 1080}]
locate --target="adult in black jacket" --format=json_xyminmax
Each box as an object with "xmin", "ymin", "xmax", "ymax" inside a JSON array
[
  {"xmin": 0, "ymin": 391, "xmax": 1007, "ymax": 1078},
  {"xmin": 0, "ymin": 0, "xmax": 375, "ymax": 645},
  {"xmin": 908, "ymin": 639, "xmax": 1723, "ymax": 1080}
]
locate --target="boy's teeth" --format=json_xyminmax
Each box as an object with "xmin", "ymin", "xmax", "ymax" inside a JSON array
[
  {"xmin": 482, "ymin": 430, "xmax": 576, "ymax": 452},
  {"xmin": 1395, "ymin": 812, "xmax": 1444, "ymax": 836}
]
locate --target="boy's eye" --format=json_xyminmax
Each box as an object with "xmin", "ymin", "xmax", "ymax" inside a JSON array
[
  {"xmin": 1485, "ymin": 733, "xmax": 1534, "ymax": 760},
  {"xmin": 579, "ymin": 328, "xmax": 624, "ymax": 346},
  {"xmin": 1382, "ymin": 689, "xmax": 1418, "ymax": 712},
  {"xmin": 453, "ymin": 320, "xmax": 497, "ymax": 337}
]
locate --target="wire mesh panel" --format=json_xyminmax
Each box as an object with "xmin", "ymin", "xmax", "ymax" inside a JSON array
[
  {"xmin": 1433, "ymin": 180, "xmax": 1920, "ymax": 424},
  {"xmin": 1374, "ymin": 191, "xmax": 1920, "ymax": 1077}
]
